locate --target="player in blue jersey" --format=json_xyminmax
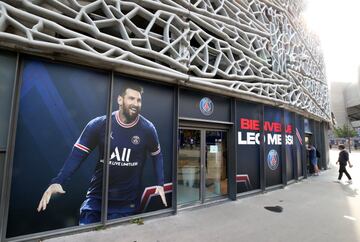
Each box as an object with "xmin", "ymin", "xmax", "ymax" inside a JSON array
[{"xmin": 37, "ymin": 83, "xmax": 167, "ymax": 224}]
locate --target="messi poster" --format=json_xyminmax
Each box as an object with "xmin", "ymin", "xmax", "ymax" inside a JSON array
[
  {"xmin": 105, "ymin": 75, "xmax": 173, "ymax": 221},
  {"xmin": 7, "ymin": 58, "xmax": 174, "ymax": 237}
]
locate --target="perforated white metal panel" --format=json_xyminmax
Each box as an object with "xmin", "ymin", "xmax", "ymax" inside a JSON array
[{"xmin": 0, "ymin": 0, "xmax": 330, "ymax": 121}]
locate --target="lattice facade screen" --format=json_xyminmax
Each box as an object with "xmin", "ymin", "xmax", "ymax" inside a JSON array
[{"xmin": 0, "ymin": 0, "xmax": 330, "ymax": 121}]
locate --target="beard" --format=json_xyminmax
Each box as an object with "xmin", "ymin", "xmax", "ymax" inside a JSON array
[{"xmin": 122, "ymin": 104, "xmax": 140, "ymax": 123}]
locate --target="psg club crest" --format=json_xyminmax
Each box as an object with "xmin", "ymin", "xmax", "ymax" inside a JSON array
[
  {"xmin": 131, "ymin": 136, "xmax": 140, "ymax": 145},
  {"xmin": 199, "ymin": 97, "xmax": 214, "ymax": 116},
  {"xmin": 267, "ymin": 149, "xmax": 279, "ymax": 171}
]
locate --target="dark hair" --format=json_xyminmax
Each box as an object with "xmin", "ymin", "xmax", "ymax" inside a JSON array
[
  {"xmin": 338, "ymin": 144, "xmax": 345, "ymax": 150},
  {"xmin": 119, "ymin": 83, "xmax": 144, "ymax": 97}
]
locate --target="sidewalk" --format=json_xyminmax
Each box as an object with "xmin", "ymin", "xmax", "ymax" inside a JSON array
[{"xmin": 47, "ymin": 150, "xmax": 360, "ymax": 242}]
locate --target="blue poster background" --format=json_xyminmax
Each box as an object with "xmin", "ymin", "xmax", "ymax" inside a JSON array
[{"xmin": 7, "ymin": 59, "xmax": 109, "ymax": 237}]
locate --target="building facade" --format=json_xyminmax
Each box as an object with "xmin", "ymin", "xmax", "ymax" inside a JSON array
[
  {"xmin": 330, "ymin": 70, "xmax": 360, "ymax": 147},
  {"xmin": 0, "ymin": 0, "xmax": 330, "ymax": 241}
]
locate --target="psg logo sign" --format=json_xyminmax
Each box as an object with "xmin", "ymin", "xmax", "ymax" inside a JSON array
[
  {"xmin": 199, "ymin": 97, "xmax": 214, "ymax": 116},
  {"xmin": 267, "ymin": 149, "xmax": 279, "ymax": 171}
]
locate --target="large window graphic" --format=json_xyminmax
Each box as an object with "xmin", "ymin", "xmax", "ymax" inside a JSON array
[
  {"xmin": 236, "ymin": 101, "xmax": 261, "ymax": 193},
  {"xmin": 107, "ymin": 76, "xmax": 173, "ymax": 220},
  {"xmin": 237, "ymin": 103, "xmax": 295, "ymax": 191},
  {"xmin": 7, "ymin": 59, "xmax": 174, "ymax": 238},
  {"xmin": 264, "ymin": 106, "xmax": 283, "ymax": 187},
  {"xmin": 7, "ymin": 59, "xmax": 109, "ymax": 237}
]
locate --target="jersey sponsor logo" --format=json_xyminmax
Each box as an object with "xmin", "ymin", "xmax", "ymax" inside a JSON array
[
  {"xmin": 267, "ymin": 149, "xmax": 279, "ymax": 171},
  {"xmin": 199, "ymin": 97, "xmax": 214, "ymax": 116},
  {"xmin": 131, "ymin": 136, "xmax": 141, "ymax": 145},
  {"xmin": 106, "ymin": 147, "xmax": 138, "ymax": 166}
]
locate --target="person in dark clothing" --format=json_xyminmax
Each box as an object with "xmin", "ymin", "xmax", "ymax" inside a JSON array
[
  {"xmin": 307, "ymin": 144, "xmax": 320, "ymax": 175},
  {"xmin": 336, "ymin": 144, "xmax": 353, "ymax": 183}
]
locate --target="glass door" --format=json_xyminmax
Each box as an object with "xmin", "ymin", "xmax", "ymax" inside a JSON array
[
  {"xmin": 205, "ymin": 131, "xmax": 227, "ymax": 199},
  {"xmin": 177, "ymin": 129, "xmax": 201, "ymax": 204},
  {"xmin": 177, "ymin": 128, "xmax": 227, "ymax": 206}
]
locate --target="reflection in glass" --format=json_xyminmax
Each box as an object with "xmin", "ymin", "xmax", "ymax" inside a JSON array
[
  {"xmin": 177, "ymin": 129, "xmax": 201, "ymax": 204},
  {"xmin": 205, "ymin": 131, "xmax": 227, "ymax": 199}
]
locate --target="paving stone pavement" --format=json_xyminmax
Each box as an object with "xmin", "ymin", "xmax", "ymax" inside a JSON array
[{"xmin": 46, "ymin": 149, "xmax": 360, "ymax": 242}]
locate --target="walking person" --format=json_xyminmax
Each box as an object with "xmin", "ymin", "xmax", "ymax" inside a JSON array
[{"xmin": 336, "ymin": 144, "xmax": 353, "ymax": 184}]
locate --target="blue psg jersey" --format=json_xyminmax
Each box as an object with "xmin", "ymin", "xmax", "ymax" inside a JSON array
[{"xmin": 51, "ymin": 111, "xmax": 164, "ymax": 209}]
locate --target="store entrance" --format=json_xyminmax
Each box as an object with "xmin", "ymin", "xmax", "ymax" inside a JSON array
[{"xmin": 177, "ymin": 128, "xmax": 228, "ymax": 206}]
